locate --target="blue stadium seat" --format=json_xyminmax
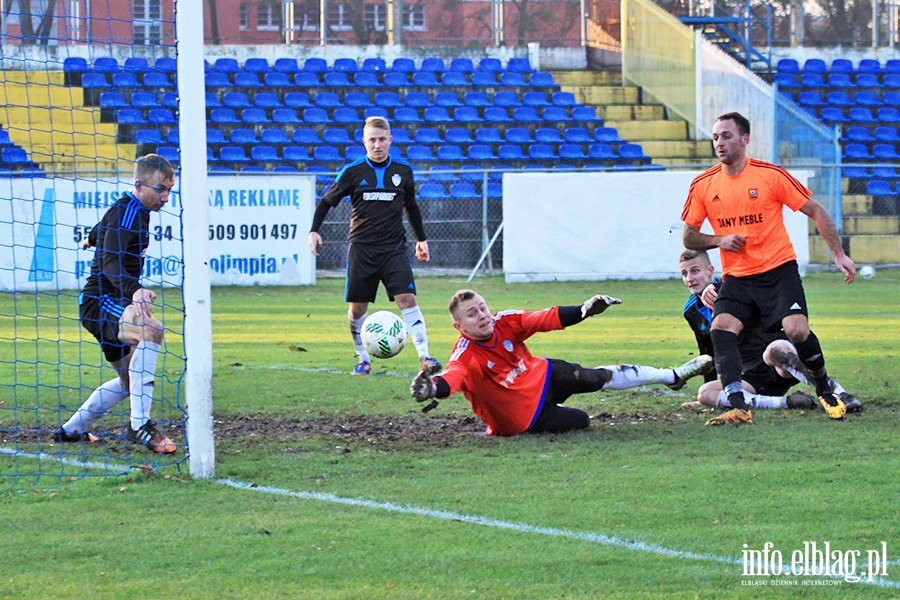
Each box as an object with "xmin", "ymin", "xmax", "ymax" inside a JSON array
[
  {"xmin": 394, "ymin": 107, "xmax": 422, "ymax": 123},
  {"xmin": 559, "ymin": 144, "xmax": 587, "ymax": 159},
  {"xmin": 552, "ymin": 92, "xmax": 577, "ymax": 107},
  {"xmin": 100, "ymin": 91, "xmax": 129, "ymax": 109},
  {"xmin": 333, "ymin": 58, "xmax": 358, "ymax": 73},
  {"xmin": 449, "ymin": 57, "xmax": 475, "ymax": 73},
  {"xmin": 314, "ymin": 91, "xmax": 342, "ymax": 108},
  {"xmin": 504, "ymin": 128, "xmax": 531, "ymax": 143},
  {"xmin": 405, "ymin": 92, "xmax": 432, "ymax": 108},
  {"xmin": 240, "ymin": 165, "xmax": 267, "ymax": 173},
  {"xmin": 353, "ymin": 72, "xmax": 381, "ymax": 87},
  {"xmin": 842, "ymin": 143, "xmax": 873, "ymax": 160},
  {"xmin": 292, "ymin": 128, "xmax": 319, "ymax": 144},
  {"xmin": 543, "ymin": 106, "xmax": 572, "ymax": 121},
  {"xmin": 507, "ymin": 57, "xmax": 533, "ymax": 73},
  {"xmin": 118, "ymin": 108, "xmax": 148, "ymax": 124},
  {"xmin": 450, "ymin": 182, "xmax": 479, "ymax": 199},
  {"xmin": 344, "ymin": 146, "xmax": 366, "ymax": 160},
  {"xmin": 209, "ymin": 108, "xmax": 238, "ymax": 124},
  {"xmin": 849, "ymin": 107, "xmax": 876, "ymax": 122},
  {"xmin": 223, "ymin": 91, "xmax": 251, "ymax": 108},
  {"xmin": 800, "ymin": 72, "xmax": 827, "ymax": 88},
  {"xmin": 391, "ymin": 58, "xmax": 417, "ymax": 73},
  {"xmin": 875, "ymin": 126, "xmax": 900, "ymax": 141},
  {"xmin": 333, "ymin": 107, "xmax": 360, "ymax": 123},
  {"xmin": 284, "ymin": 92, "xmax": 313, "ymax": 108},
  {"xmin": 475, "ymin": 128, "xmax": 502, "ymax": 143},
  {"xmin": 827, "ymin": 72, "xmax": 854, "ymax": 88},
  {"xmin": 441, "ymin": 71, "xmax": 470, "ymax": 86},
  {"xmin": 383, "ymin": 72, "xmax": 413, "ymax": 86},
  {"xmin": 619, "ymin": 143, "xmax": 649, "ymax": 161},
  {"xmin": 487, "ymin": 182, "xmax": 502, "ymax": 199},
  {"xmin": 819, "ymin": 107, "xmax": 847, "ymax": 122},
  {"xmin": 389, "ymin": 128, "xmax": 411, "ymax": 144},
  {"xmin": 427, "ymin": 164, "xmax": 455, "ymax": 181},
  {"xmin": 437, "ymin": 145, "xmax": 465, "ymax": 161},
  {"xmin": 468, "ymin": 144, "xmax": 496, "ymax": 161},
  {"xmin": 529, "ymin": 72, "xmax": 556, "ymax": 87},
  {"xmin": 588, "ymin": 143, "xmax": 617, "ymax": 159},
  {"xmin": 571, "ymin": 106, "xmax": 601, "ymax": 121},
  {"xmin": 244, "ymin": 58, "xmax": 270, "ymax": 73},
  {"xmin": 483, "ymin": 107, "xmax": 513, "ymax": 122},
  {"xmin": 460, "ymin": 164, "xmax": 487, "ymax": 181},
  {"xmin": 362, "ymin": 57, "xmax": 387, "ymax": 73},
  {"xmin": 93, "ymin": 57, "xmax": 120, "ymax": 73},
  {"xmin": 424, "ymin": 107, "xmax": 452, "ymax": 123},
  {"xmin": 478, "ymin": 58, "xmax": 502, "ymax": 73},
  {"xmin": 148, "ymin": 108, "xmax": 176, "ymax": 124},
  {"xmin": 407, "ymin": 145, "xmax": 435, "ymax": 161},
  {"xmin": 464, "ymin": 91, "xmax": 490, "ymax": 107},
  {"xmin": 872, "ymin": 166, "xmax": 899, "ymax": 179},
  {"xmin": 154, "ymin": 57, "xmax": 177, "ymax": 73},
  {"xmin": 798, "ymin": 91, "xmax": 825, "ymax": 107},
  {"xmin": 364, "ymin": 107, "xmax": 389, "ymax": 119},
  {"xmin": 167, "ymin": 129, "xmax": 180, "ymax": 144},
  {"xmin": 252, "ymin": 145, "xmax": 281, "ymax": 162},
  {"xmin": 323, "ymin": 72, "xmax": 351, "ymax": 87},
  {"xmin": 528, "ymin": 144, "xmax": 556, "ymax": 159},
  {"xmin": 454, "ymin": 107, "xmax": 482, "ymax": 123},
  {"xmin": 313, "ymin": 146, "xmax": 342, "ymax": 161},
  {"xmin": 323, "ymin": 128, "xmax": 352, "ymax": 145},
  {"xmin": 498, "ymin": 144, "xmax": 526, "ymax": 160},
  {"xmin": 207, "ymin": 128, "xmax": 227, "ymax": 143},
  {"xmin": 419, "ymin": 182, "xmax": 448, "ymax": 199},
  {"xmin": 241, "ymin": 108, "xmax": 270, "ymax": 124},
  {"xmin": 858, "ymin": 58, "xmax": 882, "ymax": 73},
  {"xmin": 842, "ymin": 166, "xmax": 870, "ymax": 179},
  {"xmin": 471, "ymin": 72, "xmax": 497, "ymax": 86},
  {"xmin": 564, "ymin": 127, "xmax": 591, "ymax": 143},
  {"xmin": 493, "ymin": 91, "xmax": 521, "ymax": 107},
  {"xmin": 264, "ymin": 72, "xmax": 294, "ymax": 88},
  {"xmin": 274, "ymin": 58, "xmax": 300, "ymax": 75},
  {"xmin": 273, "ymin": 165, "xmax": 299, "ymax": 173},
  {"xmin": 284, "ymin": 146, "xmax": 312, "ymax": 162},
  {"xmin": 513, "ymin": 107, "xmax": 540, "ymax": 122},
  {"xmin": 261, "ymin": 128, "xmax": 289, "ymax": 144},
  {"xmin": 866, "ymin": 180, "xmax": 894, "ymax": 195},
  {"xmin": 830, "ymin": 58, "xmax": 854, "ymax": 73},
  {"xmin": 293, "ymin": 72, "xmax": 323, "ymax": 87},
  {"xmin": 773, "ymin": 73, "xmax": 801, "ymax": 89},
  {"xmin": 776, "ymin": 58, "xmax": 800, "ymax": 73},
  {"xmin": 523, "ymin": 91, "xmax": 551, "ymax": 107},
  {"xmin": 594, "ymin": 127, "xmax": 623, "ymax": 144},
  {"xmin": 499, "ymin": 72, "xmax": 527, "ymax": 86},
  {"xmin": 205, "ymin": 72, "xmax": 233, "ymax": 88},
  {"xmin": 229, "ymin": 128, "xmax": 257, "ymax": 144},
  {"xmin": 82, "ymin": 72, "xmax": 112, "ymax": 89},
  {"xmin": 220, "ymin": 146, "xmax": 251, "ymax": 163},
  {"xmin": 111, "ymin": 71, "xmax": 139, "ymax": 88},
  {"xmin": 855, "ymin": 91, "xmax": 882, "ymax": 107},
  {"xmin": 375, "ymin": 91, "xmax": 403, "ymax": 108},
  {"xmin": 842, "ymin": 126, "xmax": 874, "ymax": 142},
  {"xmin": 873, "ymin": 143, "xmax": 900, "ymax": 160},
  {"xmin": 344, "ymin": 92, "xmax": 373, "ymax": 108},
  {"xmin": 802, "ymin": 58, "xmax": 827, "ymax": 73},
  {"xmin": 143, "ymin": 71, "xmax": 173, "ymax": 89},
  {"xmin": 303, "ymin": 108, "xmax": 329, "ymax": 124},
  {"xmin": 155, "ymin": 146, "xmax": 180, "ymax": 164},
  {"xmin": 412, "ymin": 71, "xmax": 440, "ymax": 86},
  {"xmin": 304, "ymin": 58, "xmax": 328, "ymax": 73},
  {"xmin": 64, "ymin": 57, "xmax": 89, "ymax": 75},
  {"xmin": 420, "ymin": 57, "xmax": 446, "ymax": 73},
  {"xmin": 434, "ymin": 91, "xmax": 463, "ymax": 108},
  {"xmin": 415, "ymin": 128, "xmax": 442, "ymax": 144},
  {"xmin": 214, "ymin": 58, "xmax": 240, "ymax": 73},
  {"xmin": 535, "ymin": 128, "xmax": 562, "ymax": 143},
  {"xmin": 135, "ymin": 129, "xmax": 164, "ymax": 145},
  {"xmin": 877, "ymin": 107, "xmax": 900, "ymax": 122},
  {"xmin": 445, "ymin": 128, "xmax": 473, "ymax": 143},
  {"xmin": 856, "ymin": 72, "xmax": 882, "ymax": 88},
  {"xmin": 254, "ymin": 92, "xmax": 282, "ymax": 109},
  {"xmin": 205, "ymin": 91, "xmax": 221, "ymax": 107}
]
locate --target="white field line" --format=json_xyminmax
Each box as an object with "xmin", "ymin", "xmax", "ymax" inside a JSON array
[{"xmin": 217, "ymin": 478, "xmax": 900, "ymax": 587}]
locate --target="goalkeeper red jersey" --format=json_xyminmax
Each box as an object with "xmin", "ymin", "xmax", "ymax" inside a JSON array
[{"xmin": 438, "ymin": 306, "xmax": 564, "ymax": 436}]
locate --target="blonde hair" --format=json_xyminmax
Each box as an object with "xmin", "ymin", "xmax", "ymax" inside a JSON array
[
  {"xmin": 679, "ymin": 249, "xmax": 711, "ymax": 264},
  {"xmin": 364, "ymin": 116, "xmax": 391, "ymax": 133},
  {"xmin": 134, "ymin": 153, "xmax": 175, "ymax": 182},
  {"xmin": 448, "ymin": 289, "xmax": 479, "ymax": 321}
]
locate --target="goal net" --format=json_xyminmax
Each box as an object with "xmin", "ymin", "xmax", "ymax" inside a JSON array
[{"xmin": 0, "ymin": 1, "xmax": 212, "ymax": 490}]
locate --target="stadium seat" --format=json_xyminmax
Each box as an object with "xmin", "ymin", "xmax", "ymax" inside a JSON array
[
  {"xmin": 220, "ymin": 145, "xmax": 251, "ymax": 163},
  {"xmin": 841, "ymin": 166, "xmax": 870, "ymax": 179},
  {"xmin": 344, "ymin": 146, "xmax": 365, "ymax": 160},
  {"xmin": 375, "ymin": 91, "xmax": 403, "ymax": 108},
  {"xmin": 362, "ymin": 57, "xmax": 387, "ymax": 73},
  {"xmin": 866, "ymin": 180, "xmax": 894, "ymax": 195},
  {"xmin": 798, "ymin": 91, "xmax": 825, "ymax": 108},
  {"xmin": 135, "ymin": 129, "xmax": 164, "ymax": 145},
  {"xmin": 460, "ymin": 164, "xmax": 487, "ymax": 181},
  {"xmin": 571, "ymin": 106, "xmax": 601, "ymax": 121},
  {"xmin": 471, "ymin": 72, "xmax": 497, "ymax": 86},
  {"xmin": 412, "ymin": 71, "xmax": 440, "ymax": 86},
  {"xmin": 885, "ymin": 59, "xmax": 900, "ymax": 73},
  {"xmin": 229, "ymin": 128, "xmax": 256, "ymax": 144},
  {"xmin": 223, "ymin": 91, "xmax": 251, "ymax": 108},
  {"xmin": 434, "ymin": 91, "xmax": 463, "ymax": 108},
  {"xmin": 826, "ymin": 91, "xmax": 852, "ymax": 107},
  {"xmin": 333, "ymin": 107, "xmax": 360, "ymax": 123},
  {"xmin": 848, "ymin": 107, "xmax": 876, "ymax": 122},
  {"xmin": 535, "ymin": 128, "xmax": 562, "ymax": 143},
  {"xmin": 407, "ymin": 145, "xmax": 435, "ymax": 161},
  {"xmin": 283, "ymin": 146, "xmax": 312, "ymax": 162},
  {"xmin": 254, "ymin": 92, "xmax": 282, "ymax": 109},
  {"xmin": 619, "ymin": 143, "xmax": 649, "ymax": 161},
  {"xmin": 445, "ymin": 128, "xmax": 473, "ymax": 143},
  {"xmin": 63, "ymin": 56, "xmax": 89, "ymax": 75},
  {"xmin": 529, "ymin": 144, "xmax": 556, "ymax": 159},
  {"xmin": 499, "ymin": 72, "xmax": 527, "ymax": 86},
  {"xmin": 272, "ymin": 165, "xmax": 298, "ymax": 173},
  {"xmin": 873, "ymin": 143, "xmax": 900, "ymax": 160},
  {"xmin": 303, "ymin": 58, "xmax": 328, "ymax": 73},
  {"xmin": 244, "ymin": 58, "xmax": 270, "ymax": 73},
  {"xmin": 475, "ymin": 128, "xmax": 502, "ymax": 143},
  {"xmin": 507, "ymin": 57, "xmax": 533, "ymax": 73},
  {"xmin": 394, "ymin": 107, "xmax": 422, "ymax": 123},
  {"xmin": 117, "ymin": 108, "xmax": 148, "ymax": 124},
  {"xmin": 776, "ymin": 58, "xmax": 800, "ymax": 73},
  {"xmin": 483, "ymin": 107, "xmax": 513, "ymax": 122},
  {"xmin": 274, "ymin": 58, "xmax": 300, "ymax": 75},
  {"xmin": 261, "ymin": 128, "xmax": 289, "ymax": 144},
  {"xmin": 513, "ymin": 107, "xmax": 540, "ymax": 122},
  {"xmin": 800, "ymin": 73, "xmax": 827, "ymax": 88},
  {"xmin": 449, "ymin": 57, "xmax": 475, "ymax": 73},
  {"xmin": 856, "ymin": 72, "xmax": 882, "ymax": 88},
  {"xmin": 405, "ymin": 92, "xmax": 432, "ymax": 108},
  {"xmin": 478, "ymin": 58, "xmax": 503, "ymax": 73},
  {"xmin": 311, "ymin": 145, "xmax": 341, "ymax": 162},
  {"xmin": 205, "ymin": 91, "xmax": 221, "ymax": 107},
  {"xmin": 877, "ymin": 107, "xmax": 900, "ymax": 122},
  {"xmin": 564, "ymin": 127, "xmax": 591, "ymax": 143},
  {"xmin": 842, "ymin": 126, "xmax": 874, "ymax": 142},
  {"xmin": 314, "ymin": 91, "xmax": 342, "ymax": 108},
  {"xmin": 167, "ymin": 129, "xmax": 180, "ymax": 144},
  {"xmin": 427, "ymin": 164, "xmax": 455, "ymax": 181},
  {"xmin": 529, "ymin": 72, "xmax": 556, "ymax": 87},
  {"xmin": 271, "ymin": 108, "xmax": 300, "ymax": 124},
  {"xmin": 383, "ymin": 72, "xmax": 413, "ymax": 86},
  {"xmin": 292, "ymin": 128, "xmax": 319, "ymax": 144},
  {"xmin": 552, "ymin": 92, "xmax": 577, "ymax": 107},
  {"xmin": 830, "ymin": 58, "xmax": 854, "ymax": 73},
  {"xmin": 437, "ymin": 145, "xmax": 465, "ymax": 161},
  {"xmin": 353, "ymin": 72, "xmax": 381, "ymax": 87},
  {"xmin": 100, "ymin": 92, "xmax": 129, "ymax": 109},
  {"xmin": 154, "ymin": 57, "xmax": 177, "ymax": 73},
  {"xmin": 148, "ymin": 108, "xmax": 176, "ymax": 124},
  {"xmin": 843, "ymin": 143, "xmax": 873, "ymax": 160},
  {"xmin": 264, "ymin": 72, "xmax": 294, "ymax": 88},
  {"xmin": 205, "ymin": 72, "xmax": 233, "ymax": 88},
  {"xmin": 241, "ymin": 108, "xmax": 270, "ymax": 124},
  {"xmin": 82, "ymin": 72, "xmax": 112, "ymax": 89},
  {"xmin": 342, "ymin": 92, "xmax": 371, "ymax": 109},
  {"xmin": 464, "ymin": 91, "xmax": 490, "ymax": 107},
  {"xmin": 415, "ymin": 128, "xmax": 442, "ymax": 144},
  {"xmin": 93, "ymin": 57, "xmax": 120, "ymax": 74},
  {"xmin": 498, "ymin": 144, "xmax": 526, "ymax": 160},
  {"xmin": 424, "ymin": 107, "xmax": 452, "ymax": 123},
  {"xmin": 773, "ymin": 73, "xmax": 801, "ymax": 89},
  {"xmin": 284, "ymin": 92, "xmax": 312, "ymax": 108},
  {"xmin": 111, "ymin": 71, "xmax": 139, "ymax": 89},
  {"xmin": 441, "ymin": 71, "xmax": 470, "ymax": 86},
  {"xmin": 303, "ymin": 108, "xmax": 329, "ymax": 124},
  {"xmin": 293, "ymin": 72, "xmax": 323, "ymax": 87},
  {"xmin": 543, "ymin": 106, "xmax": 572, "ymax": 121},
  {"xmin": 364, "ymin": 107, "xmax": 389, "ymax": 119},
  {"xmin": 143, "ymin": 71, "xmax": 173, "ymax": 89},
  {"xmin": 207, "ymin": 128, "xmax": 227, "ymax": 144},
  {"xmin": 505, "ymin": 128, "xmax": 532, "ymax": 143},
  {"xmin": 487, "ymin": 182, "xmax": 503, "ymax": 199},
  {"xmin": 419, "ymin": 182, "xmax": 448, "ymax": 199},
  {"xmin": 454, "ymin": 107, "xmax": 482, "ymax": 123},
  {"xmin": 872, "ymin": 166, "xmax": 899, "ymax": 179},
  {"xmin": 819, "ymin": 107, "xmax": 848, "ymax": 122},
  {"xmin": 468, "ymin": 144, "xmax": 496, "ymax": 161},
  {"xmin": 855, "ymin": 91, "xmax": 882, "ymax": 107},
  {"xmin": 333, "ymin": 58, "xmax": 358, "ymax": 73},
  {"xmin": 874, "ymin": 126, "xmax": 900, "ymax": 141},
  {"xmin": 392, "ymin": 57, "xmax": 417, "ymax": 73},
  {"xmin": 155, "ymin": 146, "xmax": 179, "ymax": 164},
  {"xmin": 559, "ymin": 144, "xmax": 587, "ymax": 159},
  {"xmin": 251, "ymin": 145, "xmax": 281, "ymax": 162},
  {"xmin": 450, "ymin": 182, "xmax": 480, "ymax": 199},
  {"xmin": 858, "ymin": 58, "xmax": 882, "ymax": 73},
  {"xmin": 420, "ymin": 57, "xmax": 446, "ymax": 73},
  {"xmin": 390, "ymin": 129, "xmax": 412, "ymax": 144},
  {"xmin": 802, "ymin": 58, "xmax": 827, "ymax": 73},
  {"xmin": 827, "ymin": 72, "xmax": 854, "ymax": 88},
  {"xmin": 523, "ymin": 91, "xmax": 551, "ymax": 107},
  {"xmin": 588, "ymin": 143, "xmax": 617, "ymax": 159},
  {"xmin": 493, "ymin": 91, "xmax": 521, "ymax": 107},
  {"xmin": 214, "ymin": 58, "xmax": 240, "ymax": 74},
  {"xmin": 323, "ymin": 72, "xmax": 352, "ymax": 87},
  {"xmin": 323, "ymin": 128, "xmax": 352, "ymax": 145}
]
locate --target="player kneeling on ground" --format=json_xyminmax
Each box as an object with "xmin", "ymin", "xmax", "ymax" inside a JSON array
[{"xmin": 409, "ymin": 290, "xmax": 713, "ymax": 436}]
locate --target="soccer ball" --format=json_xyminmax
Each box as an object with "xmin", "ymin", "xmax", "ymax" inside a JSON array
[
  {"xmin": 361, "ymin": 311, "xmax": 408, "ymax": 359},
  {"xmin": 859, "ymin": 265, "xmax": 876, "ymax": 280}
]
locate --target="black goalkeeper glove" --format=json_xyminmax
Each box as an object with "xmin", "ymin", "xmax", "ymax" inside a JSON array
[
  {"xmin": 581, "ymin": 294, "xmax": 622, "ymax": 318},
  {"xmin": 410, "ymin": 371, "xmax": 439, "ymax": 413}
]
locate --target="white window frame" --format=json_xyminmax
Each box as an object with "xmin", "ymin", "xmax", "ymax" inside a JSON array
[
  {"xmin": 328, "ymin": 3, "xmax": 353, "ymax": 31},
  {"xmin": 133, "ymin": 0, "xmax": 162, "ymax": 45},
  {"xmin": 257, "ymin": 1, "xmax": 282, "ymax": 31},
  {"xmin": 239, "ymin": 3, "xmax": 250, "ymax": 30}
]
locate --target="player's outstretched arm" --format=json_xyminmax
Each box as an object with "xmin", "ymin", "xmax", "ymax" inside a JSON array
[
  {"xmin": 581, "ymin": 294, "xmax": 622, "ymax": 318},
  {"xmin": 410, "ymin": 371, "xmax": 439, "ymax": 413}
]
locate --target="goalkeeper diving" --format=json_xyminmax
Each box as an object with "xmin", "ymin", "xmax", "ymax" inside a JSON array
[{"xmin": 410, "ymin": 290, "xmax": 712, "ymax": 436}]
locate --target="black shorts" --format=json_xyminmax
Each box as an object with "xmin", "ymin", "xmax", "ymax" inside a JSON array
[
  {"xmin": 79, "ymin": 293, "xmax": 131, "ymax": 364},
  {"xmin": 345, "ymin": 241, "xmax": 416, "ymax": 304},
  {"xmin": 742, "ymin": 362, "xmax": 798, "ymax": 396},
  {"xmin": 527, "ymin": 359, "xmax": 609, "ymax": 434},
  {"xmin": 714, "ymin": 261, "xmax": 808, "ymax": 332}
]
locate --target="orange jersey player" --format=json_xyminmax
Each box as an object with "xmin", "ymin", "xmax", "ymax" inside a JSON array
[{"xmin": 409, "ymin": 290, "xmax": 713, "ymax": 436}]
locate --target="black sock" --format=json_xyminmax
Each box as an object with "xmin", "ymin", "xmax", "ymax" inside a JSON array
[
  {"xmin": 710, "ymin": 329, "xmax": 748, "ymax": 410},
  {"xmin": 793, "ymin": 331, "xmax": 832, "ymax": 395}
]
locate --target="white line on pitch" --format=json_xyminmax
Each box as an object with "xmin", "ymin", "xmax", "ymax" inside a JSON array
[{"xmin": 216, "ymin": 478, "xmax": 900, "ymax": 587}]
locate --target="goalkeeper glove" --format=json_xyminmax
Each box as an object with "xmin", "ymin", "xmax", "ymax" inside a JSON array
[
  {"xmin": 411, "ymin": 371, "xmax": 439, "ymax": 413},
  {"xmin": 581, "ymin": 294, "xmax": 622, "ymax": 318}
]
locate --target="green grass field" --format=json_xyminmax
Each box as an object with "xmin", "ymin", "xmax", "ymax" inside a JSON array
[{"xmin": 1, "ymin": 273, "xmax": 898, "ymax": 598}]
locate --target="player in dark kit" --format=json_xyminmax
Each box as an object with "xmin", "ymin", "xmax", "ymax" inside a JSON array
[
  {"xmin": 55, "ymin": 154, "xmax": 177, "ymax": 453},
  {"xmin": 308, "ymin": 116, "xmax": 441, "ymax": 375}
]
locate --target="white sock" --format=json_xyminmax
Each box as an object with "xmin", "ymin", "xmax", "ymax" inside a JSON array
[
  {"xmin": 714, "ymin": 390, "xmax": 787, "ymax": 409},
  {"xmin": 349, "ymin": 311, "xmax": 371, "ymax": 362},
  {"xmin": 63, "ymin": 378, "xmax": 127, "ymax": 433},
  {"xmin": 401, "ymin": 305, "xmax": 430, "ymax": 359},
  {"xmin": 128, "ymin": 340, "xmax": 160, "ymax": 430},
  {"xmin": 600, "ymin": 365, "xmax": 675, "ymax": 389}
]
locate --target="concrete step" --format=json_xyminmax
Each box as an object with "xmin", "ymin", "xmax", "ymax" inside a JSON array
[
  {"xmin": 30, "ymin": 144, "xmax": 134, "ymax": 163},
  {"xmin": 4, "ymin": 107, "xmax": 100, "ymax": 126},
  {"xmin": 654, "ymin": 157, "xmax": 715, "ymax": 167},
  {"xmin": 552, "ymin": 70, "xmax": 622, "ymax": 86},
  {"xmin": 603, "ymin": 119, "xmax": 688, "ymax": 140},
  {"xmin": 42, "ymin": 158, "xmax": 134, "ymax": 176},
  {"xmin": 641, "ymin": 139, "xmax": 715, "ymax": 159},
  {"xmin": 842, "ymin": 216, "xmax": 900, "ymax": 235},
  {"xmin": 810, "ymin": 234, "xmax": 900, "ymax": 264},
  {"xmin": 567, "ymin": 86, "xmax": 640, "ymax": 105},
  {"xmin": 0, "ymin": 71, "xmax": 64, "ymax": 85},
  {"xmin": 7, "ymin": 128, "xmax": 118, "ymax": 146},
  {"xmin": 599, "ymin": 104, "xmax": 667, "ymax": 121},
  {"xmin": 842, "ymin": 194, "xmax": 872, "ymax": 215},
  {"xmin": 0, "ymin": 83, "xmax": 79, "ymax": 108}
]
